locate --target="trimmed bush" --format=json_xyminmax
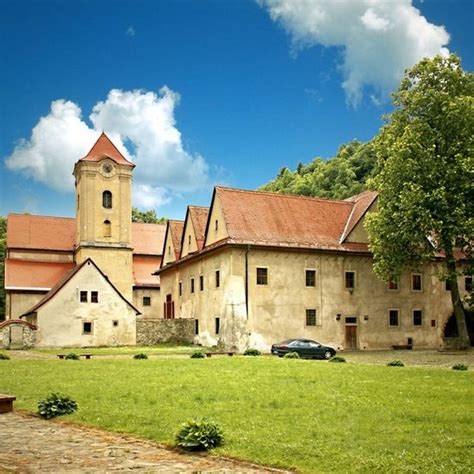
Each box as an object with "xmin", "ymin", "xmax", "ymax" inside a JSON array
[
  {"xmin": 38, "ymin": 393, "xmax": 78, "ymax": 419},
  {"xmin": 190, "ymin": 351, "xmax": 205, "ymax": 359},
  {"xmin": 0, "ymin": 353, "xmax": 10, "ymax": 360},
  {"xmin": 387, "ymin": 360, "xmax": 404, "ymax": 367},
  {"xmin": 134, "ymin": 353, "xmax": 148, "ymax": 359},
  {"xmin": 452, "ymin": 363, "xmax": 468, "ymax": 371},
  {"xmin": 284, "ymin": 351, "xmax": 300, "ymax": 359},
  {"xmin": 244, "ymin": 348, "xmax": 261, "ymax": 356},
  {"xmin": 329, "ymin": 356, "xmax": 346, "ymax": 363},
  {"xmin": 64, "ymin": 353, "xmax": 79, "ymax": 360},
  {"xmin": 176, "ymin": 418, "xmax": 224, "ymax": 451}
]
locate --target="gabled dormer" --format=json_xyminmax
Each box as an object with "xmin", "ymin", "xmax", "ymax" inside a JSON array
[
  {"xmin": 340, "ymin": 191, "xmax": 378, "ymax": 244},
  {"xmin": 203, "ymin": 187, "xmax": 230, "ymax": 247},
  {"xmin": 180, "ymin": 206, "xmax": 209, "ymax": 259},
  {"xmin": 161, "ymin": 220, "xmax": 184, "ymax": 267}
]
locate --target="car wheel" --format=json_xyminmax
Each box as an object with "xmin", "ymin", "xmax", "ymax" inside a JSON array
[{"xmin": 323, "ymin": 350, "xmax": 333, "ymax": 360}]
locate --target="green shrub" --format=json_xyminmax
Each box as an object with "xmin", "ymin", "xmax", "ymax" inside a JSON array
[
  {"xmin": 387, "ymin": 359, "xmax": 404, "ymax": 367},
  {"xmin": 134, "ymin": 353, "xmax": 148, "ymax": 359},
  {"xmin": 64, "ymin": 353, "xmax": 79, "ymax": 360},
  {"xmin": 37, "ymin": 393, "xmax": 78, "ymax": 419},
  {"xmin": 452, "ymin": 363, "xmax": 468, "ymax": 371},
  {"xmin": 190, "ymin": 351, "xmax": 205, "ymax": 359},
  {"xmin": 284, "ymin": 351, "xmax": 300, "ymax": 359},
  {"xmin": 329, "ymin": 356, "xmax": 346, "ymax": 363},
  {"xmin": 176, "ymin": 418, "xmax": 224, "ymax": 451},
  {"xmin": 244, "ymin": 348, "xmax": 261, "ymax": 356},
  {"xmin": 0, "ymin": 353, "xmax": 10, "ymax": 360}
]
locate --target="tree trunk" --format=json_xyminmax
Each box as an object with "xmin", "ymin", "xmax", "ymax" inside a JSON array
[{"xmin": 445, "ymin": 247, "xmax": 470, "ymax": 349}]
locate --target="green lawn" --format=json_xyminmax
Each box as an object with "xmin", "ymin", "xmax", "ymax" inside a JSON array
[{"xmin": 1, "ymin": 357, "xmax": 472, "ymax": 473}]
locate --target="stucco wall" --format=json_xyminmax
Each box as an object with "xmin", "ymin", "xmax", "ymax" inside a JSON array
[
  {"xmin": 160, "ymin": 246, "xmax": 462, "ymax": 352},
  {"xmin": 133, "ymin": 288, "xmax": 161, "ymax": 318},
  {"xmin": 6, "ymin": 292, "xmax": 47, "ymax": 320},
  {"xmin": 7, "ymin": 250, "xmax": 73, "ymax": 262},
  {"xmin": 29, "ymin": 260, "xmax": 137, "ymax": 348},
  {"xmin": 136, "ymin": 319, "xmax": 194, "ymax": 345}
]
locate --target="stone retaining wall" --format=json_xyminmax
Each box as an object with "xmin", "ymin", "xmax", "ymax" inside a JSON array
[
  {"xmin": 136, "ymin": 318, "xmax": 194, "ymax": 345},
  {"xmin": 0, "ymin": 320, "xmax": 37, "ymax": 349}
]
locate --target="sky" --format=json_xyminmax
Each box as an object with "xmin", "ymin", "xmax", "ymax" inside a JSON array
[{"xmin": 0, "ymin": 0, "xmax": 472, "ymax": 220}]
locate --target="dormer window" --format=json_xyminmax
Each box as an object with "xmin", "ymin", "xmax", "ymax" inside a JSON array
[{"xmin": 103, "ymin": 191, "xmax": 112, "ymax": 209}]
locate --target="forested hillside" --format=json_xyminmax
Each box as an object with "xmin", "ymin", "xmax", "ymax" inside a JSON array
[{"xmin": 259, "ymin": 140, "xmax": 377, "ymax": 200}]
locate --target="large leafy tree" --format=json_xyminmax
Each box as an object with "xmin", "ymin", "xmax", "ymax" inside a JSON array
[
  {"xmin": 132, "ymin": 208, "xmax": 167, "ymax": 224},
  {"xmin": 366, "ymin": 54, "xmax": 474, "ymax": 348}
]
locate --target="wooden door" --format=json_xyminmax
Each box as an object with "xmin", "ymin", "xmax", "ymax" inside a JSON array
[
  {"xmin": 9, "ymin": 325, "xmax": 24, "ymax": 349},
  {"xmin": 345, "ymin": 325, "xmax": 358, "ymax": 350}
]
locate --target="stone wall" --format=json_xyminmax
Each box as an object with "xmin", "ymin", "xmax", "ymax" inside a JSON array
[
  {"xmin": 0, "ymin": 320, "xmax": 37, "ymax": 349},
  {"xmin": 136, "ymin": 318, "xmax": 194, "ymax": 345}
]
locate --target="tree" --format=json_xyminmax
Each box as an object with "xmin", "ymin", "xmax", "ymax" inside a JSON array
[
  {"xmin": 0, "ymin": 216, "xmax": 6, "ymax": 320},
  {"xmin": 366, "ymin": 54, "xmax": 474, "ymax": 348},
  {"xmin": 131, "ymin": 208, "xmax": 167, "ymax": 224}
]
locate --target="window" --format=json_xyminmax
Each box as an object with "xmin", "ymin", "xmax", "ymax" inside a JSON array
[
  {"xmin": 179, "ymin": 282, "xmax": 182, "ymax": 296},
  {"xmin": 103, "ymin": 220, "xmax": 111, "ymax": 237},
  {"xmin": 83, "ymin": 321, "xmax": 93, "ymax": 334},
  {"xmin": 345, "ymin": 271, "xmax": 355, "ymax": 289},
  {"xmin": 168, "ymin": 246, "xmax": 171, "ymax": 256},
  {"xmin": 345, "ymin": 316, "xmax": 357, "ymax": 324},
  {"xmin": 445, "ymin": 280, "xmax": 451, "ymax": 291},
  {"xmin": 389, "ymin": 309, "xmax": 399, "ymax": 327},
  {"xmin": 306, "ymin": 270, "xmax": 316, "ymax": 287},
  {"xmin": 113, "ymin": 320, "xmax": 119, "ymax": 327},
  {"xmin": 215, "ymin": 219, "xmax": 219, "ymax": 232},
  {"xmin": 256, "ymin": 267, "xmax": 268, "ymax": 285},
  {"xmin": 91, "ymin": 291, "xmax": 98, "ymax": 303},
  {"xmin": 388, "ymin": 279, "xmax": 399, "ymax": 290},
  {"xmin": 465, "ymin": 276, "xmax": 473, "ymax": 292},
  {"xmin": 431, "ymin": 319, "xmax": 436, "ymax": 328},
  {"xmin": 80, "ymin": 291, "xmax": 88, "ymax": 303},
  {"xmin": 102, "ymin": 190, "xmax": 112, "ymax": 209},
  {"xmin": 306, "ymin": 309, "xmax": 316, "ymax": 326},
  {"xmin": 413, "ymin": 309, "xmax": 423, "ymax": 326},
  {"xmin": 215, "ymin": 270, "xmax": 220, "ymax": 288},
  {"xmin": 143, "ymin": 296, "xmax": 151, "ymax": 306},
  {"xmin": 215, "ymin": 317, "xmax": 220, "ymax": 335},
  {"xmin": 412, "ymin": 273, "xmax": 422, "ymax": 291},
  {"xmin": 191, "ymin": 278, "xmax": 195, "ymax": 293},
  {"xmin": 194, "ymin": 319, "xmax": 199, "ymax": 335},
  {"xmin": 188, "ymin": 235, "xmax": 191, "ymax": 246},
  {"xmin": 200, "ymin": 275, "xmax": 204, "ymax": 291}
]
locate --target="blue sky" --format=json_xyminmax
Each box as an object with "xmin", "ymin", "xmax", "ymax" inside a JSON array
[{"xmin": 1, "ymin": 0, "xmax": 472, "ymax": 220}]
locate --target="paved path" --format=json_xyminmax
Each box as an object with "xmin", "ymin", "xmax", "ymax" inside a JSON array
[{"xmin": 0, "ymin": 412, "xmax": 288, "ymax": 473}]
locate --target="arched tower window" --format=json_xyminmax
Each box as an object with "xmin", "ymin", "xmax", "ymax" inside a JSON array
[
  {"xmin": 103, "ymin": 220, "xmax": 111, "ymax": 237},
  {"xmin": 102, "ymin": 191, "xmax": 112, "ymax": 209}
]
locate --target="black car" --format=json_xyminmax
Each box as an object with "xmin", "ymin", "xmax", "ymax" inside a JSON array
[{"xmin": 271, "ymin": 338, "xmax": 336, "ymax": 359}]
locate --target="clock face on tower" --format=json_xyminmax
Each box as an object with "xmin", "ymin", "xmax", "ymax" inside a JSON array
[{"xmin": 101, "ymin": 162, "xmax": 115, "ymax": 177}]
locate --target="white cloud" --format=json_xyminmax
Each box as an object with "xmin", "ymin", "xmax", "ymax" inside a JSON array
[
  {"xmin": 258, "ymin": 0, "xmax": 450, "ymax": 106},
  {"xmin": 126, "ymin": 26, "xmax": 136, "ymax": 37},
  {"xmin": 5, "ymin": 88, "xmax": 210, "ymax": 209}
]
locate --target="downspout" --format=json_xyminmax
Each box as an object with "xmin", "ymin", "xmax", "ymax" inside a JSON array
[{"xmin": 245, "ymin": 245, "xmax": 250, "ymax": 319}]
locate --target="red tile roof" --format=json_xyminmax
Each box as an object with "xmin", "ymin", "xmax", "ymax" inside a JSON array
[
  {"xmin": 78, "ymin": 132, "xmax": 134, "ymax": 167},
  {"xmin": 340, "ymin": 190, "xmax": 378, "ymax": 242},
  {"xmin": 133, "ymin": 256, "xmax": 161, "ymax": 287},
  {"xmin": 168, "ymin": 220, "xmax": 184, "ymax": 259},
  {"xmin": 5, "ymin": 259, "xmax": 74, "ymax": 290},
  {"xmin": 188, "ymin": 206, "xmax": 209, "ymax": 250},
  {"xmin": 132, "ymin": 223, "xmax": 167, "ymax": 255},
  {"xmin": 7, "ymin": 214, "xmax": 166, "ymax": 256},
  {"xmin": 215, "ymin": 187, "xmax": 354, "ymax": 249}
]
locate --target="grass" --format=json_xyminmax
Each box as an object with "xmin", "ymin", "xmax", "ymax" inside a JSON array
[{"xmin": 1, "ymin": 357, "xmax": 472, "ymax": 473}]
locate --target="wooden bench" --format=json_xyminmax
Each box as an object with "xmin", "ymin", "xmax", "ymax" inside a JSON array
[
  {"xmin": 57, "ymin": 354, "xmax": 93, "ymax": 359},
  {"xmin": 206, "ymin": 352, "xmax": 235, "ymax": 358},
  {"xmin": 0, "ymin": 394, "xmax": 16, "ymax": 413}
]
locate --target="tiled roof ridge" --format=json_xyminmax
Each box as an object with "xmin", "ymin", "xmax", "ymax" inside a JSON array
[
  {"xmin": 344, "ymin": 189, "xmax": 377, "ymax": 202},
  {"xmin": 7, "ymin": 213, "xmax": 74, "ymax": 221},
  {"xmin": 188, "ymin": 205, "xmax": 209, "ymax": 210},
  {"xmin": 216, "ymin": 186, "xmax": 353, "ymax": 206},
  {"xmin": 132, "ymin": 221, "xmax": 167, "ymax": 227},
  {"xmin": 168, "ymin": 219, "xmax": 184, "ymax": 224}
]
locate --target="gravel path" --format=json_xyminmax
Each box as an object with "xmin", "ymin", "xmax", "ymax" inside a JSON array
[{"xmin": 0, "ymin": 412, "xmax": 289, "ymax": 473}]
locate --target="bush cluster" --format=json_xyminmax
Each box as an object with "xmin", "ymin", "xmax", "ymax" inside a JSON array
[
  {"xmin": 284, "ymin": 351, "xmax": 300, "ymax": 359},
  {"xmin": 190, "ymin": 351, "xmax": 205, "ymax": 359},
  {"xmin": 134, "ymin": 353, "xmax": 148, "ymax": 359},
  {"xmin": 452, "ymin": 363, "xmax": 468, "ymax": 371},
  {"xmin": 37, "ymin": 393, "xmax": 78, "ymax": 419},
  {"xmin": 387, "ymin": 360, "xmax": 404, "ymax": 367},
  {"xmin": 176, "ymin": 418, "xmax": 224, "ymax": 451},
  {"xmin": 64, "ymin": 353, "xmax": 79, "ymax": 360},
  {"xmin": 244, "ymin": 348, "xmax": 261, "ymax": 356},
  {"xmin": 329, "ymin": 356, "xmax": 346, "ymax": 363},
  {"xmin": 0, "ymin": 353, "xmax": 10, "ymax": 360}
]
